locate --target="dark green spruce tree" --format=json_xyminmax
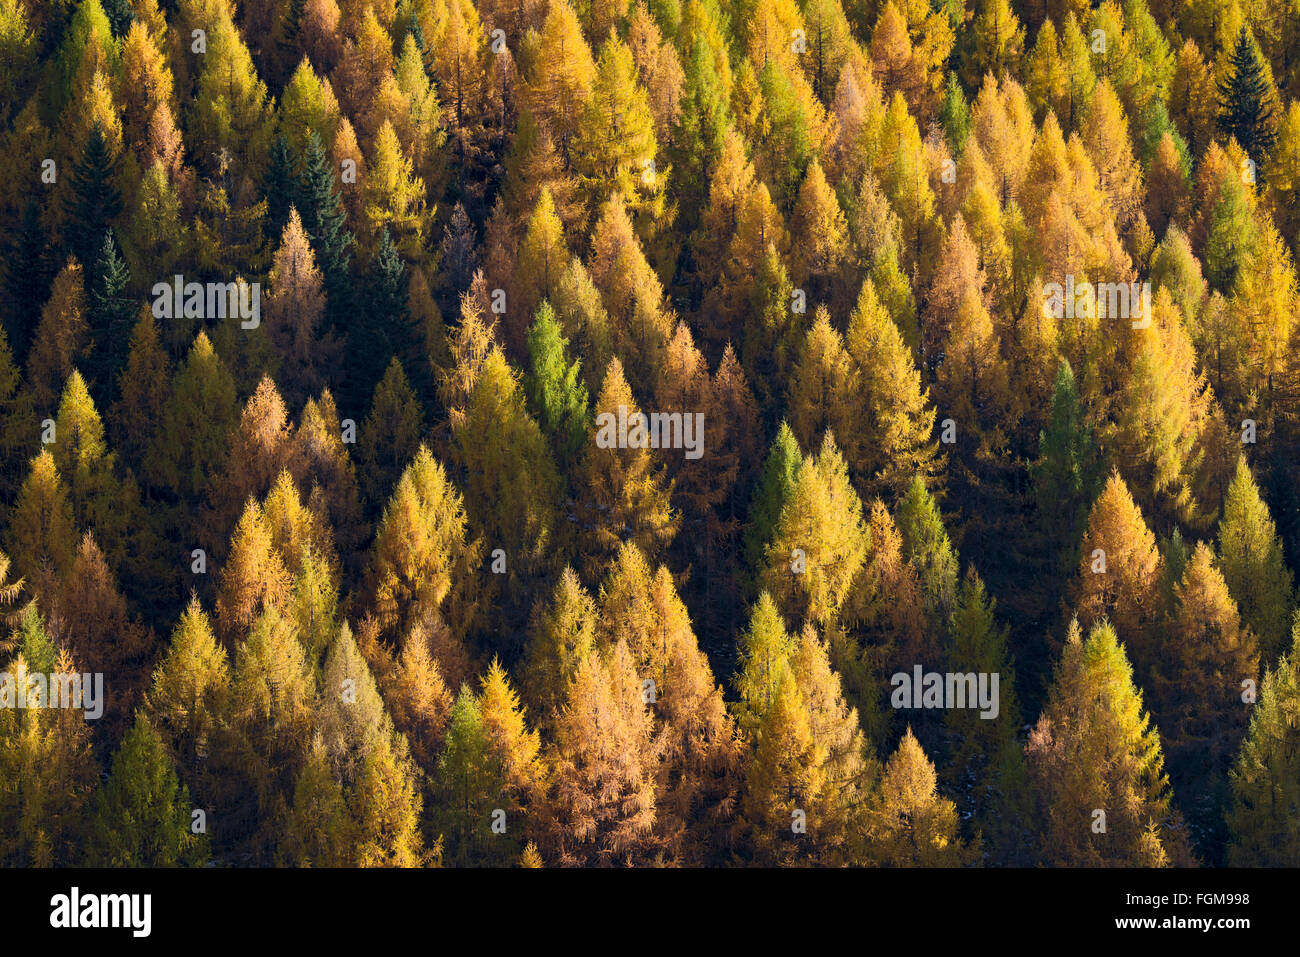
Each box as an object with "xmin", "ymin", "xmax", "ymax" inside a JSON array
[
  {"xmin": 101, "ymin": 0, "xmax": 134, "ymax": 36},
  {"xmin": 1218, "ymin": 26, "xmax": 1279, "ymax": 172},
  {"xmin": 293, "ymin": 129, "xmax": 355, "ymax": 352},
  {"xmin": 85, "ymin": 231, "xmax": 136, "ymax": 408},
  {"xmin": 62, "ymin": 123, "xmax": 122, "ymax": 275},
  {"xmin": 349, "ymin": 227, "xmax": 412, "ymax": 414},
  {"xmin": 2, "ymin": 199, "xmax": 54, "ymax": 365},
  {"xmin": 262, "ymin": 134, "xmax": 297, "ymax": 242}
]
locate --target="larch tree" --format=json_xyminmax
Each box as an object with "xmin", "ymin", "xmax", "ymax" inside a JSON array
[
  {"xmin": 294, "ymin": 391, "xmax": 367, "ymax": 561},
  {"xmin": 1113, "ymin": 287, "xmax": 1211, "ymax": 529},
  {"xmin": 382, "ymin": 622, "xmax": 454, "ymax": 772},
  {"xmin": 865, "ymin": 727, "xmax": 973, "ymax": 866},
  {"xmin": 264, "ymin": 208, "xmax": 339, "ymax": 408},
  {"xmin": 433, "ymin": 685, "xmax": 499, "ymax": 865},
  {"xmin": 1227, "ymin": 616, "xmax": 1300, "ymax": 866},
  {"xmin": 571, "ymin": 357, "xmax": 677, "ymax": 580},
  {"xmin": 25, "ymin": 259, "xmax": 88, "ymax": 416},
  {"xmin": 426, "ymin": 0, "xmax": 495, "ymax": 199},
  {"xmin": 222, "ymin": 606, "xmax": 317, "ymax": 862},
  {"xmin": 1079, "ymin": 79, "xmax": 1143, "ymax": 236},
  {"xmin": 521, "ymin": 566, "xmax": 599, "ymax": 727},
  {"xmin": 847, "ymin": 498, "xmax": 929, "ymax": 725},
  {"xmin": 207, "ymin": 375, "xmax": 303, "ymax": 551},
  {"xmin": 961, "ymin": 0, "xmax": 1025, "ymax": 89},
  {"xmin": 1267, "ymin": 102, "xmax": 1300, "ymax": 256},
  {"xmin": 364, "ymin": 444, "xmax": 482, "ymax": 646},
  {"xmin": 1151, "ymin": 541, "xmax": 1257, "ymax": 860},
  {"xmin": 526, "ymin": 0, "xmax": 596, "ymax": 162},
  {"xmin": 627, "ymin": 3, "xmax": 684, "ymax": 144},
  {"xmin": 743, "ymin": 422, "xmax": 803, "ymax": 579},
  {"xmin": 1074, "ymin": 472, "xmax": 1163, "ymax": 672},
  {"xmin": 1217, "ymin": 456, "xmax": 1294, "ymax": 666},
  {"xmin": 476, "ymin": 659, "xmax": 544, "ymax": 856},
  {"xmin": 52, "ymin": 532, "xmax": 152, "ymax": 731},
  {"xmin": 538, "ymin": 640, "xmax": 662, "ymax": 866},
  {"xmin": 344, "ymin": 725, "xmax": 426, "ymax": 867},
  {"xmin": 283, "ymin": 740, "xmax": 349, "ymax": 867},
  {"xmin": 1025, "ymin": 619, "xmax": 1190, "ymax": 867},
  {"xmin": 524, "ymin": 301, "xmax": 591, "ymax": 476},
  {"xmin": 1146, "ymin": 131, "xmax": 1192, "ymax": 240},
  {"xmin": 737, "ymin": 619, "xmax": 875, "ymax": 865},
  {"xmin": 146, "ymin": 332, "xmax": 238, "ymax": 503},
  {"xmin": 7, "ymin": 451, "xmax": 77, "ymax": 604},
  {"xmin": 1024, "ymin": 19, "xmax": 1068, "ymax": 121},
  {"xmin": 894, "ymin": 473, "xmax": 960, "ymax": 634},
  {"xmin": 49, "ymin": 371, "xmax": 147, "ymax": 588},
  {"xmin": 109, "ymin": 307, "xmax": 169, "ymax": 469},
  {"xmin": 361, "ymin": 122, "xmax": 429, "ymax": 263},
  {"xmin": 316, "ymin": 625, "xmax": 394, "ymax": 789},
  {"xmin": 448, "ymin": 346, "xmax": 564, "ymax": 642},
  {"xmin": 512, "ymin": 189, "xmax": 570, "ymax": 348},
  {"xmin": 0, "ymin": 641, "xmax": 98, "ymax": 866},
  {"xmin": 572, "ymin": 32, "xmax": 661, "ymax": 218},
  {"xmin": 356, "ymin": 357, "xmax": 424, "ymax": 511},
  {"xmin": 585, "ymin": 194, "xmax": 673, "ymax": 392},
  {"xmin": 215, "ymin": 497, "xmax": 293, "ymax": 647},
  {"xmin": 647, "ymin": 576, "xmax": 743, "ymax": 863},
  {"xmin": 117, "ymin": 21, "xmax": 174, "ymax": 158},
  {"xmin": 190, "ymin": 5, "xmax": 273, "ymax": 177},
  {"xmin": 760, "ymin": 432, "xmax": 869, "ymax": 631},
  {"xmin": 785, "ymin": 307, "xmax": 858, "ymax": 465},
  {"xmin": 844, "ymin": 278, "xmax": 940, "ymax": 498},
  {"xmin": 87, "ymin": 713, "xmax": 208, "ymax": 866},
  {"xmin": 145, "ymin": 596, "xmax": 231, "ymax": 812}
]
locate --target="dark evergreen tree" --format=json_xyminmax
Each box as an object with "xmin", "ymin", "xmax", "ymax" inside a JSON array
[
  {"xmin": 1218, "ymin": 26, "xmax": 1279, "ymax": 170},
  {"xmin": 84, "ymin": 231, "xmax": 135, "ymax": 408},
  {"xmin": 101, "ymin": 0, "xmax": 134, "ymax": 37},
  {"xmin": 2, "ymin": 199, "xmax": 55, "ymax": 365},
  {"xmin": 263, "ymin": 134, "xmax": 297, "ymax": 243},
  {"xmin": 293, "ymin": 130, "xmax": 355, "ymax": 346},
  {"xmin": 349, "ymin": 228, "xmax": 411, "ymax": 413},
  {"xmin": 62, "ymin": 124, "xmax": 122, "ymax": 276},
  {"xmin": 276, "ymin": 0, "xmax": 306, "ymax": 61}
]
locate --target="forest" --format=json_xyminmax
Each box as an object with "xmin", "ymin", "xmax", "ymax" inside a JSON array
[{"xmin": 0, "ymin": 0, "xmax": 1298, "ymax": 869}]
